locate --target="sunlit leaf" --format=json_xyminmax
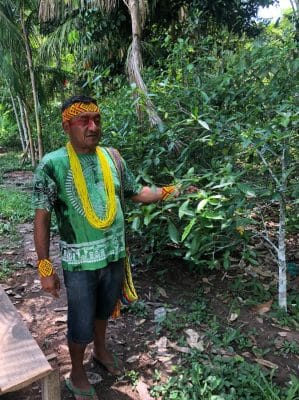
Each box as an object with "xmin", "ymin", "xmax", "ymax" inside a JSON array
[{"xmin": 182, "ymin": 218, "xmax": 196, "ymax": 241}]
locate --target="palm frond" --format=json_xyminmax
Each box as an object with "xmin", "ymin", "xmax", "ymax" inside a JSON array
[
  {"xmin": 0, "ymin": 9, "xmax": 22, "ymax": 46},
  {"xmin": 39, "ymin": 18, "xmax": 79, "ymax": 60},
  {"xmin": 0, "ymin": 47, "xmax": 29, "ymax": 99}
]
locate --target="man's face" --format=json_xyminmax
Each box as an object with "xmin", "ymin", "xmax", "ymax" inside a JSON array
[{"xmin": 63, "ymin": 111, "xmax": 101, "ymax": 153}]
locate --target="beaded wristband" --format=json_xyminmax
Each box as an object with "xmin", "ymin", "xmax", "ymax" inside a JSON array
[
  {"xmin": 161, "ymin": 185, "xmax": 176, "ymax": 201},
  {"xmin": 38, "ymin": 259, "xmax": 55, "ymax": 277}
]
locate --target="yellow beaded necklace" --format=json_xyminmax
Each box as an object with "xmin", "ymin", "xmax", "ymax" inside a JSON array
[{"xmin": 66, "ymin": 142, "xmax": 117, "ymax": 229}]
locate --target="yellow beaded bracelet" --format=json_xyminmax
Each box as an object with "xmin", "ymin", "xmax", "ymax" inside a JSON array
[
  {"xmin": 161, "ymin": 185, "xmax": 176, "ymax": 201},
  {"xmin": 38, "ymin": 259, "xmax": 55, "ymax": 277}
]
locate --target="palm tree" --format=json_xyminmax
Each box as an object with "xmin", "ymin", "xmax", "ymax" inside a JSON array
[
  {"xmin": 38, "ymin": 0, "xmax": 164, "ymax": 128},
  {"xmin": 289, "ymin": 0, "xmax": 299, "ymax": 40},
  {"xmin": 0, "ymin": 42, "xmax": 36, "ymax": 165},
  {"xmin": 0, "ymin": 0, "xmax": 43, "ymax": 160}
]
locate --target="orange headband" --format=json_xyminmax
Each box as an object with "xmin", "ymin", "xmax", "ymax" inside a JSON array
[{"xmin": 62, "ymin": 102, "xmax": 100, "ymax": 122}]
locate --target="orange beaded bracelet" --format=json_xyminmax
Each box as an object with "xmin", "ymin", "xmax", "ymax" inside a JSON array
[
  {"xmin": 37, "ymin": 259, "xmax": 55, "ymax": 277},
  {"xmin": 161, "ymin": 185, "xmax": 176, "ymax": 201}
]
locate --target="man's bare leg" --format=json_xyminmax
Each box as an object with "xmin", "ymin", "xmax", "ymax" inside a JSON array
[
  {"xmin": 68, "ymin": 340, "xmax": 91, "ymax": 390},
  {"xmin": 93, "ymin": 319, "xmax": 122, "ymax": 375}
]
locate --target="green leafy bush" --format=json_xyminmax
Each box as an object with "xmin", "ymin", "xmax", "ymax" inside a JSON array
[{"xmin": 151, "ymin": 355, "xmax": 299, "ymax": 399}]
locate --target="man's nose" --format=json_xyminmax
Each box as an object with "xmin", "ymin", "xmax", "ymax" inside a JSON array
[{"xmin": 88, "ymin": 119, "xmax": 98, "ymax": 131}]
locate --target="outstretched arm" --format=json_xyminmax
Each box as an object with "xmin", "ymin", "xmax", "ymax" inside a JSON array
[
  {"xmin": 131, "ymin": 186, "xmax": 163, "ymax": 203},
  {"xmin": 131, "ymin": 185, "xmax": 177, "ymax": 204}
]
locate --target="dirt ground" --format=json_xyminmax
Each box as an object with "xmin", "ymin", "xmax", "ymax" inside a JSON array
[{"xmin": 1, "ymin": 171, "xmax": 299, "ymax": 400}]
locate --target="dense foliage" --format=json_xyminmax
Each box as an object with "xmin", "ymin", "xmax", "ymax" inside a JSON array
[
  {"xmin": 98, "ymin": 25, "xmax": 298, "ymax": 272},
  {"xmin": 1, "ymin": 2, "xmax": 298, "ymax": 273}
]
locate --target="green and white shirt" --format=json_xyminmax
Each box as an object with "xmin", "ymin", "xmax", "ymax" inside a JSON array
[{"xmin": 32, "ymin": 146, "xmax": 140, "ymax": 271}]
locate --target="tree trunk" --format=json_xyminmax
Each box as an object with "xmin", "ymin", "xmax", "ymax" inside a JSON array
[
  {"xmin": 23, "ymin": 102, "xmax": 36, "ymax": 167},
  {"xmin": 278, "ymin": 195, "xmax": 287, "ymax": 310},
  {"xmin": 17, "ymin": 97, "xmax": 29, "ymax": 147},
  {"xmin": 9, "ymin": 90, "xmax": 26, "ymax": 152},
  {"xmin": 20, "ymin": 10, "xmax": 43, "ymax": 160},
  {"xmin": 126, "ymin": 0, "xmax": 164, "ymax": 129},
  {"xmin": 278, "ymin": 149, "xmax": 287, "ymax": 311}
]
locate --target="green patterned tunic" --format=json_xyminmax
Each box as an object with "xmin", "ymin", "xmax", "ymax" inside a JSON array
[{"xmin": 33, "ymin": 147, "xmax": 140, "ymax": 271}]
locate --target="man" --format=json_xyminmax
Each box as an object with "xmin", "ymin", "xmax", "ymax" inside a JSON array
[{"xmin": 33, "ymin": 95, "xmax": 176, "ymax": 400}]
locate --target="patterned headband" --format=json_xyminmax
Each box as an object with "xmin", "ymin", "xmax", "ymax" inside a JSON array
[{"xmin": 62, "ymin": 102, "xmax": 100, "ymax": 122}]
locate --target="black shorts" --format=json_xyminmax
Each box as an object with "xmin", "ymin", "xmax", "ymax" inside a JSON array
[{"xmin": 63, "ymin": 259, "xmax": 124, "ymax": 344}]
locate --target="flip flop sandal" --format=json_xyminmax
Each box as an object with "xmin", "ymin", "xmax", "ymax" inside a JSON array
[
  {"xmin": 65, "ymin": 378, "xmax": 99, "ymax": 400},
  {"xmin": 92, "ymin": 354, "xmax": 123, "ymax": 376}
]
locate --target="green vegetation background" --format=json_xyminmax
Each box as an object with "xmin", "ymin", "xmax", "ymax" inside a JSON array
[{"xmin": 0, "ymin": 1, "xmax": 298, "ymax": 398}]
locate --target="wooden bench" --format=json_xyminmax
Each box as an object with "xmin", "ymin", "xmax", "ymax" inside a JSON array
[{"xmin": 0, "ymin": 285, "xmax": 61, "ymax": 399}]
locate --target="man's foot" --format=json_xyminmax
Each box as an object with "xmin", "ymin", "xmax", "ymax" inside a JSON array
[
  {"xmin": 65, "ymin": 378, "xmax": 99, "ymax": 400},
  {"xmin": 92, "ymin": 349, "xmax": 123, "ymax": 376}
]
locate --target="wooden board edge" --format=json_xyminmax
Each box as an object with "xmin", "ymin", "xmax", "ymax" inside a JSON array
[{"xmin": 0, "ymin": 366, "xmax": 53, "ymax": 394}]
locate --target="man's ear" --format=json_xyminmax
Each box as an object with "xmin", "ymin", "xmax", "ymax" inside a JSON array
[{"xmin": 62, "ymin": 120, "xmax": 70, "ymax": 133}]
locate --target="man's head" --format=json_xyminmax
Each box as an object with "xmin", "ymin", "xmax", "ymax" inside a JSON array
[{"xmin": 62, "ymin": 95, "xmax": 101, "ymax": 153}]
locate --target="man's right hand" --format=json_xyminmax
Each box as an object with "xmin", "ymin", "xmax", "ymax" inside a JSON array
[{"xmin": 40, "ymin": 273, "xmax": 61, "ymax": 298}]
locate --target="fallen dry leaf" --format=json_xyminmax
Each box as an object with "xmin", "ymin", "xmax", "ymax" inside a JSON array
[
  {"xmin": 150, "ymin": 336, "xmax": 169, "ymax": 354},
  {"xmin": 271, "ymin": 323, "xmax": 291, "ymax": 331},
  {"xmin": 248, "ymin": 266, "xmax": 273, "ymax": 278},
  {"xmin": 254, "ymin": 358, "xmax": 278, "ymax": 369},
  {"xmin": 126, "ymin": 355, "xmax": 140, "ymax": 363},
  {"xmin": 157, "ymin": 354, "xmax": 174, "ymax": 363},
  {"xmin": 168, "ymin": 341, "xmax": 191, "ymax": 354},
  {"xmin": 250, "ymin": 299, "xmax": 273, "ymax": 314},
  {"xmin": 202, "ymin": 277, "xmax": 213, "ymax": 285},
  {"xmin": 229, "ymin": 312, "xmax": 239, "ymax": 322},
  {"xmin": 135, "ymin": 319, "xmax": 146, "ymax": 326},
  {"xmin": 277, "ymin": 332, "xmax": 288, "ymax": 337},
  {"xmin": 136, "ymin": 380, "xmax": 155, "ymax": 400},
  {"xmin": 185, "ymin": 329, "xmax": 204, "ymax": 351}
]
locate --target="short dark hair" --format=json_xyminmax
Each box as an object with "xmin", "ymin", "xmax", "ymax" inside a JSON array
[{"xmin": 61, "ymin": 95, "xmax": 97, "ymax": 112}]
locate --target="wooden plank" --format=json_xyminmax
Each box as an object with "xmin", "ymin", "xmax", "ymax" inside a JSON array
[
  {"xmin": 0, "ymin": 285, "xmax": 52, "ymax": 394},
  {"xmin": 41, "ymin": 369, "xmax": 61, "ymax": 400}
]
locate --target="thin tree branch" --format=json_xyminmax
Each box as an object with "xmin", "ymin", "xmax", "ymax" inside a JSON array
[
  {"xmin": 257, "ymin": 150, "xmax": 280, "ymax": 187},
  {"xmin": 255, "ymin": 232, "xmax": 279, "ymax": 253}
]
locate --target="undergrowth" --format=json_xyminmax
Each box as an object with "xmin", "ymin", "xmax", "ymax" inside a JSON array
[{"xmin": 151, "ymin": 354, "xmax": 299, "ymax": 399}]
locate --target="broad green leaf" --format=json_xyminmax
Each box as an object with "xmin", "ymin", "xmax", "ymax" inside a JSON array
[
  {"xmin": 202, "ymin": 212, "xmax": 224, "ymax": 220},
  {"xmin": 196, "ymin": 199, "xmax": 208, "ymax": 213},
  {"xmin": 198, "ymin": 119, "xmax": 210, "ymax": 130},
  {"xmin": 191, "ymin": 235, "xmax": 201, "ymax": 253},
  {"xmin": 237, "ymin": 183, "xmax": 256, "ymax": 197},
  {"xmin": 131, "ymin": 217, "xmax": 140, "ymax": 231},
  {"xmin": 182, "ymin": 218, "xmax": 196, "ymax": 241},
  {"xmin": 212, "ymin": 182, "xmax": 233, "ymax": 189},
  {"xmin": 178, "ymin": 200, "xmax": 194, "ymax": 219},
  {"xmin": 144, "ymin": 211, "xmax": 161, "ymax": 226},
  {"xmin": 168, "ymin": 221, "xmax": 180, "ymax": 244}
]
